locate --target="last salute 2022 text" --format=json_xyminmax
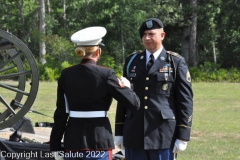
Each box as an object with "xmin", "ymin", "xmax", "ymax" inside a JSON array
[{"xmin": 0, "ymin": 151, "xmax": 106, "ymax": 159}]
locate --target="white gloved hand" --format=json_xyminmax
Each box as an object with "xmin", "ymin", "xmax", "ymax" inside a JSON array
[
  {"xmin": 114, "ymin": 136, "xmax": 124, "ymax": 150},
  {"xmin": 120, "ymin": 76, "xmax": 131, "ymax": 88},
  {"xmin": 173, "ymin": 139, "xmax": 188, "ymax": 153},
  {"xmin": 121, "ymin": 149, "xmax": 125, "ymax": 156},
  {"xmin": 52, "ymin": 151, "xmax": 64, "ymax": 160}
]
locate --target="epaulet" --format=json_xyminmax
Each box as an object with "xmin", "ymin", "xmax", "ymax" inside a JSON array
[
  {"xmin": 167, "ymin": 51, "xmax": 182, "ymax": 59},
  {"xmin": 127, "ymin": 50, "xmax": 142, "ymax": 57}
]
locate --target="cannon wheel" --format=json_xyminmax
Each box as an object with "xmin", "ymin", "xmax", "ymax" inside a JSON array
[{"xmin": 0, "ymin": 29, "xmax": 39, "ymax": 130}]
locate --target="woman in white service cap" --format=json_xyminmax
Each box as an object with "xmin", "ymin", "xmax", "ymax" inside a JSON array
[{"xmin": 49, "ymin": 26, "xmax": 140, "ymax": 160}]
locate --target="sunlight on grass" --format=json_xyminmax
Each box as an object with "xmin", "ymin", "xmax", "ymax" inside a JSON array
[
  {"xmin": 1, "ymin": 82, "xmax": 240, "ymax": 159},
  {"xmin": 183, "ymin": 83, "xmax": 240, "ymax": 160}
]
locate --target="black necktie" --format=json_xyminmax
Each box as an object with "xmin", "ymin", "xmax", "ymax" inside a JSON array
[{"xmin": 147, "ymin": 54, "xmax": 154, "ymax": 70}]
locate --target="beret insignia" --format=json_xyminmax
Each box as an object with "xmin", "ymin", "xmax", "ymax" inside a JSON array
[{"xmin": 146, "ymin": 20, "xmax": 153, "ymax": 28}]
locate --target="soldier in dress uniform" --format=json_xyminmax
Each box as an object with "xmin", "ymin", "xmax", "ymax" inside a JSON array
[
  {"xmin": 50, "ymin": 26, "xmax": 140, "ymax": 160},
  {"xmin": 114, "ymin": 18, "xmax": 193, "ymax": 160}
]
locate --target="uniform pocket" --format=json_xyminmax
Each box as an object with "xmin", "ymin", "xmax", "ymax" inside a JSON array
[
  {"xmin": 129, "ymin": 72, "xmax": 139, "ymax": 81},
  {"xmin": 160, "ymin": 108, "xmax": 175, "ymax": 120},
  {"xmin": 156, "ymin": 73, "xmax": 174, "ymax": 95},
  {"xmin": 128, "ymin": 71, "xmax": 140, "ymax": 90}
]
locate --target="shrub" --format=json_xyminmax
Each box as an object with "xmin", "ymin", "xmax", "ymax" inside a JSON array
[
  {"xmin": 44, "ymin": 67, "xmax": 56, "ymax": 81},
  {"xmin": 189, "ymin": 62, "xmax": 240, "ymax": 82},
  {"xmin": 38, "ymin": 60, "xmax": 73, "ymax": 81}
]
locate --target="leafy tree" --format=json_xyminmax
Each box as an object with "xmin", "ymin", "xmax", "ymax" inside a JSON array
[
  {"xmin": 1, "ymin": 0, "xmax": 240, "ymax": 75},
  {"xmin": 197, "ymin": 0, "xmax": 222, "ymax": 65},
  {"xmin": 217, "ymin": 1, "xmax": 240, "ymax": 68}
]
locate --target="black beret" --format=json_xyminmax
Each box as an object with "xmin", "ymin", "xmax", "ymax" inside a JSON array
[{"xmin": 139, "ymin": 18, "xmax": 164, "ymax": 38}]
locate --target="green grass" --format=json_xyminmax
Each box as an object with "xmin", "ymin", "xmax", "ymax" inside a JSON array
[
  {"xmin": 26, "ymin": 81, "xmax": 58, "ymax": 124},
  {"xmin": 183, "ymin": 83, "xmax": 240, "ymax": 160},
  {"xmin": 1, "ymin": 82, "xmax": 240, "ymax": 159}
]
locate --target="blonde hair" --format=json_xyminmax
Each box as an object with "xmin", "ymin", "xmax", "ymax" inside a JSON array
[{"xmin": 75, "ymin": 46, "xmax": 98, "ymax": 57}]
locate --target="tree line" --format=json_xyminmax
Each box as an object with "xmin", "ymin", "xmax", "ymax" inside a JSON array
[{"xmin": 1, "ymin": 0, "xmax": 240, "ymax": 80}]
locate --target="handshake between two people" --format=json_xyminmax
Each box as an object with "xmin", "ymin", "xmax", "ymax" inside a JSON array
[{"xmin": 114, "ymin": 136, "xmax": 188, "ymax": 153}]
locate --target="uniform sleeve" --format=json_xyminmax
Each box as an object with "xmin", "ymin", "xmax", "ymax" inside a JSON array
[
  {"xmin": 50, "ymin": 71, "xmax": 69, "ymax": 151},
  {"xmin": 175, "ymin": 58, "xmax": 193, "ymax": 141},
  {"xmin": 107, "ymin": 69, "xmax": 140, "ymax": 112},
  {"xmin": 115, "ymin": 102, "xmax": 127, "ymax": 136},
  {"xmin": 114, "ymin": 58, "xmax": 131, "ymax": 136}
]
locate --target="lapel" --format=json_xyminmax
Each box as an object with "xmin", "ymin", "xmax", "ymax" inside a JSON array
[
  {"xmin": 135, "ymin": 51, "xmax": 148, "ymax": 75},
  {"xmin": 148, "ymin": 48, "xmax": 168, "ymax": 75}
]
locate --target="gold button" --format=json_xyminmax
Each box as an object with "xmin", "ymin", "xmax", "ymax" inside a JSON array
[
  {"xmin": 130, "ymin": 78, "xmax": 132, "ymax": 80},
  {"xmin": 144, "ymin": 106, "xmax": 148, "ymax": 109},
  {"xmin": 146, "ymin": 77, "xmax": 149, "ymax": 80},
  {"xmin": 145, "ymin": 87, "xmax": 148, "ymax": 90},
  {"xmin": 144, "ymin": 96, "xmax": 148, "ymax": 100}
]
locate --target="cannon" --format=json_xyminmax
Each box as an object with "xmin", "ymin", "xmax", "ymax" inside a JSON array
[{"xmin": 0, "ymin": 29, "xmax": 39, "ymax": 130}]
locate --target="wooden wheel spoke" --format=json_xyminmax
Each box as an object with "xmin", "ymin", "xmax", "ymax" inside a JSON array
[
  {"xmin": 0, "ymin": 51, "xmax": 22, "ymax": 70},
  {"xmin": 0, "ymin": 70, "xmax": 32, "ymax": 79},
  {"xmin": 0, "ymin": 82, "xmax": 18, "ymax": 88},
  {"xmin": 0, "ymin": 64, "xmax": 17, "ymax": 72},
  {"xmin": 0, "ymin": 82, "xmax": 29, "ymax": 96},
  {"xmin": 0, "ymin": 95, "xmax": 16, "ymax": 115}
]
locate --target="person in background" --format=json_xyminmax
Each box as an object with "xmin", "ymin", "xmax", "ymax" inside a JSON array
[
  {"xmin": 115, "ymin": 18, "xmax": 193, "ymax": 160},
  {"xmin": 50, "ymin": 26, "xmax": 140, "ymax": 160}
]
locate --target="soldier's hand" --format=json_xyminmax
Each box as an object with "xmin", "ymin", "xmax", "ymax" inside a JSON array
[
  {"xmin": 173, "ymin": 139, "xmax": 188, "ymax": 153},
  {"xmin": 120, "ymin": 76, "xmax": 131, "ymax": 88},
  {"xmin": 52, "ymin": 151, "xmax": 64, "ymax": 160},
  {"xmin": 114, "ymin": 136, "xmax": 124, "ymax": 149}
]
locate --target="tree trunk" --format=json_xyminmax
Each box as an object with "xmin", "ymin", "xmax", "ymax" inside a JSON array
[
  {"xmin": 47, "ymin": 0, "xmax": 51, "ymax": 14},
  {"xmin": 188, "ymin": 0, "xmax": 197, "ymax": 67},
  {"xmin": 39, "ymin": 0, "xmax": 46, "ymax": 64},
  {"xmin": 120, "ymin": 24, "xmax": 125, "ymax": 64},
  {"xmin": 212, "ymin": 41, "xmax": 217, "ymax": 63},
  {"xmin": 16, "ymin": 0, "xmax": 26, "ymax": 43},
  {"xmin": 181, "ymin": 26, "xmax": 190, "ymax": 64},
  {"xmin": 63, "ymin": 0, "xmax": 66, "ymax": 27}
]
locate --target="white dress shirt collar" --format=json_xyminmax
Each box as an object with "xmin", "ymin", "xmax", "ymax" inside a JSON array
[{"xmin": 146, "ymin": 46, "xmax": 163, "ymax": 64}]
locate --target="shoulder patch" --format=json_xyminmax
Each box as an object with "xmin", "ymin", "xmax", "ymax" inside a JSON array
[
  {"xmin": 128, "ymin": 50, "xmax": 142, "ymax": 57},
  {"xmin": 186, "ymin": 71, "xmax": 191, "ymax": 83},
  {"xmin": 167, "ymin": 51, "xmax": 182, "ymax": 59}
]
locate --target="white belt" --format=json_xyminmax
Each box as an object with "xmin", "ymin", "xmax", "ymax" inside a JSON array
[{"xmin": 69, "ymin": 111, "xmax": 108, "ymax": 118}]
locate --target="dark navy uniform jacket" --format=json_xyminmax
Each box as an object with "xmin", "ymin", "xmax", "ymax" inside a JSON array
[
  {"xmin": 115, "ymin": 48, "xmax": 193, "ymax": 149},
  {"xmin": 50, "ymin": 58, "xmax": 140, "ymax": 151}
]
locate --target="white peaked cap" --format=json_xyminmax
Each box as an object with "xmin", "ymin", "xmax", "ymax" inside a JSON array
[{"xmin": 71, "ymin": 26, "xmax": 107, "ymax": 46}]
